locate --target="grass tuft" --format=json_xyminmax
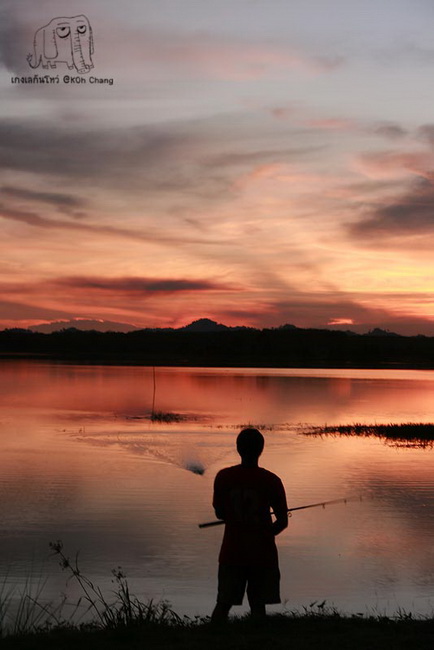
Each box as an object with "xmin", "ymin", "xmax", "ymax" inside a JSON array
[
  {"xmin": 304, "ymin": 422, "xmax": 434, "ymax": 447},
  {"xmin": 48, "ymin": 541, "xmax": 182, "ymax": 630},
  {"xmin": 150, "ymin": 411, "xmax": 184, "ymax": 423}
]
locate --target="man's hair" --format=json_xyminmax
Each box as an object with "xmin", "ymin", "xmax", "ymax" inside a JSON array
[{"xmin": 236, "ymin": 427, "xmax": 264, "ymax": 458}]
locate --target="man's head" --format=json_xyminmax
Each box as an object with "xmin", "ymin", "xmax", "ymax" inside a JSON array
[{"xmin": 236, "ymin": 427, "xmax": 264, "ymax": 461}]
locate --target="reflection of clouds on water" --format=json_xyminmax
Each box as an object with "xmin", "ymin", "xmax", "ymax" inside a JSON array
[
  {"xmin": 0, "ymin": 464, "xmax": 174, "ymax": 594},
  {"xmin": 340, "ymin": 461, "xmax": 434, "ymax": 591}
]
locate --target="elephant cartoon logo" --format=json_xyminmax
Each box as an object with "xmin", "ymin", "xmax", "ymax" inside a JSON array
[{"xmin": 27, "ymin": 15, "xmax": 94, "ymax": 74}]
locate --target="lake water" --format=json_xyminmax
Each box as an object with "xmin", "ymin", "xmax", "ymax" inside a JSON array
[{"xmin": 2, "ymin": 360, "xmax": 434, "ymax": 619}]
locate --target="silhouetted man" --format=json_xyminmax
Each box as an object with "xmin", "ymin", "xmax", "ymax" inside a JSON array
[{"xmin": 211, "ymin": 427, "xmax": 288, "ymax": 621}]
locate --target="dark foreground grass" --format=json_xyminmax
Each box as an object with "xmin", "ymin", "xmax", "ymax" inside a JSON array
[
  {"xmin": 305, "ymin": 422, "xmax": 434, "ymax": 446},
  {"xmin": 2, "ymin": 612, "xmax": 434, "ymax": 650},
  {"xmin": 2, "ymin": 542, "xmax": 434, "ymax": 649}
]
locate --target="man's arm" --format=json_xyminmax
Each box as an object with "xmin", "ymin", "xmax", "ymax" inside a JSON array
[
  {"xmin": 213, "ymin": 471, "xmax": 225, "ymax": 521},
  {"xmin": 271, "ymin": 477, "xmax": 288, "ymax": 536}
]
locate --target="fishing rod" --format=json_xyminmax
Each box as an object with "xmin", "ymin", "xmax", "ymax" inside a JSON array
[{"xmin": 198, "ymin": 496, "xmax": 358, "ymax": 528}]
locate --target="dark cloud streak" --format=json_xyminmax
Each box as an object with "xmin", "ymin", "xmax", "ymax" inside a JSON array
[
  {"xmin": 0, "ymin": 116, "xmax": 329, "ymax": 207},
  {"xmin": 0, "ymin": 119, "xmax": 241, "ymax": 209},
  {"xmin": 0, "ymin": 202, "xmax": 225, "ymax": 247},
  {"xmin": 371, "ymin": 122, "xmax": 408, "ymax": 140},
  {"xmin": 2, "ymin": 186, "xmax": 87, "ymax": 213},
  {"xmin": 0, "ymin": 121, "xmax": 185, "ymax": 183},
  {"xmin": 201, "ymin": 145, "xmax": 325, "ymax": 169},
  {"xmin": 349, "ymin": 179, "xmax": 434, "ymax": 239},
  {"xmin": 55, "ymin": 276, "xmax": 233, "ymax": 295}
]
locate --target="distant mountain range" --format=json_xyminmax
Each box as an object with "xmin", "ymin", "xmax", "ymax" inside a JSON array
[
  {"xmin": 29, "ymin": 317, "xmax": 252, "ymax": 333},
  {"xmin": 30, "ymin": 319, "xmax": 140, "ymax": 333},
  {"xmin": 28, "ymin": 318, "xmax": 400, "ymax": 336}
]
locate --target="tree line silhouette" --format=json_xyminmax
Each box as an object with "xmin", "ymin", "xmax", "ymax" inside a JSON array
[{"xmin": 1, "ymin": 326, "xmax": 434, "ymax": 368}]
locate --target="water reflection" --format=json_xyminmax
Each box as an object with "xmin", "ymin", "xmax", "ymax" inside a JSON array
[
  {"xmin": 1, "ymin": 361, "xmax": 434, "ymax": 617},
  {"xmin": 3, "ymin": 362, "xmax": 434, "ymax": 425}
]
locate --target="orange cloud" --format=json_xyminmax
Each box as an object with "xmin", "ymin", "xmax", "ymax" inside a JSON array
[{"xmin": 328, "ymin": 318, "xmax": 355, "ymax": 326}]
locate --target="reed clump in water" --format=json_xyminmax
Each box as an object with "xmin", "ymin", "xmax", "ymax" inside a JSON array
[
  {"xmin": 150, "ymin": 411, "xmax": 184, "ymax": 423},
  {"xmin": 305, "ymin": 422, "xmax": 434, "ymax": 447}
]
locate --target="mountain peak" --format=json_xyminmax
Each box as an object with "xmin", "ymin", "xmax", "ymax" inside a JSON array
[
  {"xmin": 180, "ymin": 318, "xmax": 229, "ymax": 332},
  {"xmin": 365, "ymin": 328, "xmax": 400, "ymax": 337}
]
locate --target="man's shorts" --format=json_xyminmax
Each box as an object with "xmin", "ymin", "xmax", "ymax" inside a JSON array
[{"xmin": 217, "ymin": 564, "xmax": 281, "ymax": 605}]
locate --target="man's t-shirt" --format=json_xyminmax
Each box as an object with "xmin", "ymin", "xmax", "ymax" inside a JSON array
[{"xmin": 213, "ymin": 465, "xmax": 288, "ymax": 567}]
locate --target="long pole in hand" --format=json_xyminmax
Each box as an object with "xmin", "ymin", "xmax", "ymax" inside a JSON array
[{"xmin": 198, "ymin": 496, "xmax": 359, "ymax": 528}]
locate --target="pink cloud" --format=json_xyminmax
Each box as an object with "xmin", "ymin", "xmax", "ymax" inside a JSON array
[
  {"xmin": 270, "ymin": 106, "xmax": 298, "ymax": 120},
  {"xmin": 304, "ymin": 118, "xmax": 358, "ymax": 131},
  {"xmin": 354, "ymin": 150, "xmax": 434, "ymax": 180},
  {"xmin": 232, "ymin": 162, "xmax": 341, "ymax": 199},
  {"xmin": 100, "ymin": 22, "xmax": 343, "ymax": 81}
]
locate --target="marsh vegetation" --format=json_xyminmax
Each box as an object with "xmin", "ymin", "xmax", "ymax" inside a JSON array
[{"xmin": 305, "ymin": 422, "xmax": 434, "ymax": 447}]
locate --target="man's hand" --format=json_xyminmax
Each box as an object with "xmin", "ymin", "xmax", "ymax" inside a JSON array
[
  {"xmin": 214, "ymin": 507, "xmax": 225, "ymax": 521},
  {"xmin": 272, "ymin": 510, "xmax": 288, "ymax": 536}
]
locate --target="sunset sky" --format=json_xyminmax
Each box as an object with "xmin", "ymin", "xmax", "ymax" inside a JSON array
[{"xmin": 2, "ymin": 0, "xmax": 434, "ymax": 333}]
